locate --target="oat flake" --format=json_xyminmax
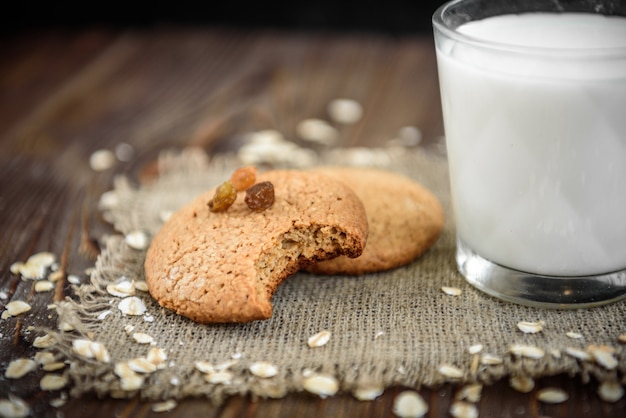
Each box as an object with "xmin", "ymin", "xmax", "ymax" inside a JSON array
[
  {"xmin": 450, "ymin": 401, "xmax": 478, "ymax": 418},
  {"xmin": 441, "ymin": 286, "xmax": 462, "ymax": 296},
  {"xmin": 516, "ymin": 321, "xmax": 544, "ymax": 334},
  {"xmin": 509, "ymin": 376, "xmax": 535, "ymax": 393},
  {"xmin": 352, "ymin": 383, "xmax": 384, "ymax": 401},
  {"xmin": 392, "ymin": 390, "xmax": 428, "ymax": 418},
  {"xmin": 33, "ymin": 334, "xmax": 57, "ymax": 348},
  {"xmin": 509, "ymin": 344, "xmax": 545, "ymax": 359},
  {"xmin": 152, "ymin": 400, "xmax": 177, "ymax": 413},
  {"xmin": 249, "ymin": 361, "xmax": 278, "ymax": 378},
  {"xmin": 307, "ymin": 330, "xmax": 331, "ymax": 348},
  {"xmin": 536, "ymin": 387, "xmax": 568, "ymax": 404},
  {"xmin": 597, "ymin": 381, "xmax": 624, "ymax": 403},
  {"xmin": 118, "ymin": 296, "xmax": 147, "ymax": 316},
  {"xmin": 5, "ymin": 359, "xmax": 37, "ymax": 379},
  {"xmin": 0, "ymin": 395, "xmax": 30, "ymax": 418},
  {"xmin": 302, "ymin": 374, "xmax": 339, "ymax": 399},
  {"xmin": 438, "ymin": 364, "xmax": 464, "ymax": 379},
  {"xmin": 4, "ymin": 301, "xmax": 31, "ymax": 317},
  {"xmin": 125, "ymin": 231, "xmax": 149, "ymax": 250},
  {"xmin": 132, "ymin": 332, "xmax": 154, "ymax": 344},
  {"xmin": 40, "ymin": 374, "xmax": 69, "ymax": 391}
]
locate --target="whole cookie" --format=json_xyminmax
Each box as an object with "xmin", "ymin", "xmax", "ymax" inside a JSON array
[
  {"xmin": 306, "ymin": 167, "xmax": 444, "ymax": 275},
  {"xmin": 144, "ymin": 170, "xmax": 368, "ymax": 324}
]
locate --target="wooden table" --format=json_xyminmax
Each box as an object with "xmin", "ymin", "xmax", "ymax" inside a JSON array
[{"xmin": 1, "ymin": 27, "xmax": 623, "ymax": 418}]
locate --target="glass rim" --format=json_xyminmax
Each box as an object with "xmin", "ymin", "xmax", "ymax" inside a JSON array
[{"xmin": 432, "ymin": 0, "xmax": 626, "ymax": 58}]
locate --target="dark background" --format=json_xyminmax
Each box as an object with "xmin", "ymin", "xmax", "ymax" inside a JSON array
[{"xmin": 3, "ymin": 1, "xmax": 448, "ymax": 35}]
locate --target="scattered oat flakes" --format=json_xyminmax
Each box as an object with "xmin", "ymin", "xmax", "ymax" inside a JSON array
[
  {"xmin": 328, "ymin": 98, "xmax": 363, "ymax": 124},
  {"xmin": 27, "ymin": 252, "xmax": 56, "ymax": 268},
  {"xmin": 9, "ymin": 262, "xmax": 23, "ymax": 275},
  {"xmin": 456, "ymin": 383, "xmax": 482, "ymax": 403},
  {"xmin": 566, "ymin": 331, "xmax": 583, "ymax": 339},
  {"xmin": 48, "ymin": 270, "xmax": 64, "ymax": 283},
  {"xmin": 120, "ymin": 374, "xmax": 145, "ymax": 391},
  {"xmin": 132, "ymin": 332, "xmax": 154, "ymax": 344},
  {"xmin": 480, "ymin": 353, "xmax": 503, "ymax": 366},
  {"xmin": 72, "ymin": 339, "xmax": 110, "ymax": 363},
  {"xmin": 114, "ymin": 362, "xmax": 135, "ymax": 378},
  {"xmin": 125, "ymin": 231, "xmax": 149, "ymax": 250},
  {"xmin": 195, "ymin": 361, "xmax": 214, "ymax": 374},
  {"xmin": 5, "ymin": 359, "xmax": 37, "ymax": 379},
  {"xmin": 33, "ymin": 334, "xmax": 57, "ymax": 348},
  {"xmin": 205, "ymin": 371, "xmax": 233, "ymax": 384},
  {"xmin": 3, "ymin": 301, "xmax": 31, "ymax": 317},
  {"xmin": 397, "ymin": 126, "xmax": 423, "ymax": 146},
  {"xmin": 58, "ymin": 321, "xmax": 74, "ymax": 332},
  {"xmin": 307, "ymin": 330, "xmax": 331, "ymax": 348},
  {"xmin": 128, "ymin": 358, "xmax": 157, "ymax": 374},
  {"xmin": 42, "ymin": 362, "xmax": 66, "ymax": 372},
  {"xmin": 0, "ymin": 291, "xmax": 7, "ymax": 300},
  {"xmin": 249, "ymin": 361, "xmax": 278, "ymax": 378},
  {"xmin": 147, "ymin": 348, "xmax": 167, "ymax": 365},
  {"xmin": 509, "ymin": 344, "xmax": 545, "ymax": 359},
  {"xmin": 99, "ymin": 190, "xmax": 119, "ymax": 209},
  {"xmin": 135, "ymin": 281, "xmax": 149, "ymax": 292},
  {"xmin": 124, "ymin": 324, "xmax": 135, "ymax": 334},
  {"xmin": 215, "ymin": 359, "xmax": 239, "ymax": 371},
  {"xmin": 89, "ymin": 149, "xmax": 115, "ymax": 171},
  {"xmin": 107, "ymin": 280, "xmax": 135, "ymax": 297},
  {"xmin": 536, "ymin": 387, "xmax": 568, "ymax": 404},
  {"xmin": 296, "ymin": 119, "xmax": 338, "ymax": 145},
  {"xmin": 516, "ymin": 320, "xmax": 544, "ymax": 334},
  {"xmin": 35, "ymin": 352, "xmax": 55, "ymax": 365},
  {"xmin": 353, "ymin": 382, "xmax": 384, "ymax": 401},
  {"xmin": 159, "ymin": 210, "xmax": 174, "ymax": 223},
  {"xmin": 118, "ymin": 296, "xmax": 147, "ymax": 316},
  {"xmin": 392, "ymin": 390, "xmax": 428, "ymax": 418},
  {"xmin": 67, "ymin": 275, "xmax": 81, "ymax": 285},
  {"xmin": 97, "ymin": 310, "xmax": 112, "ymax": 320},
  {"xmin": 49, "ymin": 396, "xmax": 67, "ymax": 408},
  {"xmin": 509, "ymin": 376, "xmax": 535, "ymax": 393},
  {"xmin": 617, "ymin": 334, "xmax": 626, "ymax": 344},
  {"xmin": 115, "ymin": 142, "xmax": 134, "ymax": 162},
  {"xmin": 597, "ymin": 381, "xmax": 624, "ymax": 402},
  {"xmin": 40, "ymin": 374, "xmax": 68, "ymax": 391},
  {"xmin": 564, "ymin": 347, "xmax": 592, "ymax": 361},
  {"xmin": 468, "ymin": 344, "xmax": 483, "ymax": 355},
  {"xmin": 302, "ymin": 374, "xmax": 339, "ymax": 399},
  {"xmin": 441, "ymin": 286, "xmax": 462, "ymax": 296},
  {"xmin": 0, "ymin": 394, "xmax": 30, "ymax": 418},
  {"xmin": 374, "ymin": 330, "xmax": 385, "ymax": 339},
  {"xmin": 438, "ymin": 364, "xmax": 464, "ymax": 379},
  {"xmin": 588, "ymin": 345, "xmax": 618, "ymax": 370},
  {"xmin": 34, "ymin": 280, "xmax": 54, "ymax": 293},
  {"xmin": 450, "ymin": 401, "xmax": 478, "ymax": 418},
  {"xmin": 152, "ymin": 400, "xmax": 177, "ymax": 413}
]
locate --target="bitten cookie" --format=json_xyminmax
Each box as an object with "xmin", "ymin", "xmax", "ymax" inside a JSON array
[
  {"xmin": 306, "ymin": 167, "xmax": 444, "ymax": 275},
  {"xmin": 144, "ymin": 170, "xmax": 368, "ymax": 324}
]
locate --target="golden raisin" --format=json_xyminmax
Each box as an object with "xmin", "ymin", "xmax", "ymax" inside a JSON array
[
  {"xmin": 208, "ymin": 181, "xmax": 237, "ymax": 212},
  {"xmin": 245, "ymin": 181, "xmax": 274, "ymax": 212},
  {"xmin": 230, "ymin": 166, "xmax": 257, "ymax": 191}
]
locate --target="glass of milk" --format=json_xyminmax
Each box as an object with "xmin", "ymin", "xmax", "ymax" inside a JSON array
[{"xmin": 432, "ymin": 0, "xmax": 626, "ymax": 308}]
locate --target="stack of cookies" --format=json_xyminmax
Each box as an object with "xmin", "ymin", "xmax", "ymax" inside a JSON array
[{"xmin": 145, "ymin": 167, "xmax": 444, "ymax": 324}]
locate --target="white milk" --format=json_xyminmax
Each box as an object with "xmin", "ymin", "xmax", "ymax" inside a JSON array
[{"xmin": 436, "ymin": 13, "xmax": 626, "ymax": 276}]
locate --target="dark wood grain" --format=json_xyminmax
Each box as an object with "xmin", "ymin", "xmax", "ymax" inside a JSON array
[{"xmin": 1, "ymin": 27, "xmax": 624, "ymax": 418}]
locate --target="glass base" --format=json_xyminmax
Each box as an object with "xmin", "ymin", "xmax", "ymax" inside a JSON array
[{"xmin": 456, "ymin": 238, "xmax": 626, "ymax": 309}]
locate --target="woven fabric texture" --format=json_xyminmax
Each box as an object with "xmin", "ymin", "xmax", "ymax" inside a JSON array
[{"xmin": 53, "ymin": 147, "xmax": 626, "ymax": 403}]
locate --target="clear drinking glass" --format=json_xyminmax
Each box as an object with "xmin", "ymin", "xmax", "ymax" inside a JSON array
[{"xmin": 432, "ymin": 0, "xmax": 626, "ymax": 308}]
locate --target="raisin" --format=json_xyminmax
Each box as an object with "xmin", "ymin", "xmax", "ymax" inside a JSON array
[
  {"xmin": 245, "ymin": 181, "xmax": 274, "ymax": 212},
  {"xmin": 230, "ymin": 166, "xmax": 257, "ymax": 191},
  {"xmin": 208, "ymin": 181, "xmax": 237, "ymax": 212}
]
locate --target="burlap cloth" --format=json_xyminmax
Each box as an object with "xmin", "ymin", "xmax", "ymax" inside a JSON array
[{"xmin": 53, "ymin": 146, "xmax": 626, "ymax": 403}]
